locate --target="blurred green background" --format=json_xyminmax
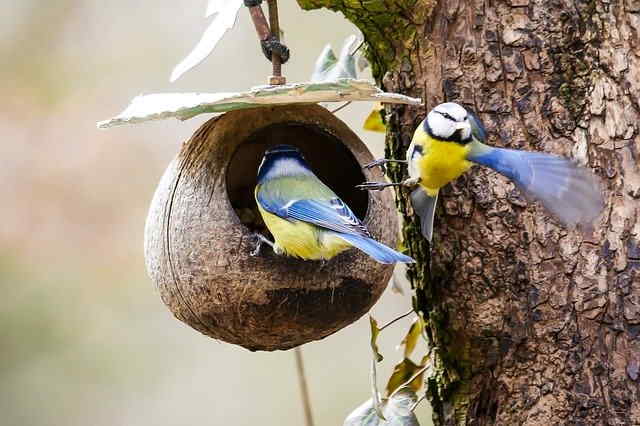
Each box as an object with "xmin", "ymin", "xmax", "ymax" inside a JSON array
[{"xmin": 0, "ymin": 2, "xmax": 431, "ymax": 425}]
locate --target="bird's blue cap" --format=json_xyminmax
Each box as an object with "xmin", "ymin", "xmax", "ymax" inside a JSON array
[{"xmin": 257, "ymin": 144, "xmax": 311, "ymax": 183}]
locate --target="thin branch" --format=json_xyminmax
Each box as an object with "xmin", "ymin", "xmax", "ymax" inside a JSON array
[
  {"xmin": 351, "ymin": 38, "xmax": 366, "ymax": 56},
  {"xmin": 379, "ymin": 309, "xmax": 415, "ymax": 332},
  {"xmin": 294, "ymin": 346, "xmax": 315, "ymax": 426},
  {"xmin": 410, "ymin": 394, "xmax": 426, "ymax": 412},
  {"xmin": 330, "ymin": 101, "xmax": 352, "ymax": 114}
]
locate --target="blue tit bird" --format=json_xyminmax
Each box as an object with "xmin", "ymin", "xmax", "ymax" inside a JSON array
[
  {"xmin": 252, "ymin": 145, "xmax": 415, "ymax": 264},
  {"xmin": 358, "ymin": 102, "xmax": 604, "ymax": 241}
]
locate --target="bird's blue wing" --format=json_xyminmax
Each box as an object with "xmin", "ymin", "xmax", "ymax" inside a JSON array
[
  {"xmin": 256, "ymin": 179, "xmax": 414, "ymax": 264},
  {"xmin": 255, "ymin": 183, "xmax": 370, "ymax": 237},
  {"xmin": 284, "ymin": 198, "xmax": 371, "ymax": 237},
  {"xmin": 468, "ymin": 147, "xmax": 604, "ymax": 228}
]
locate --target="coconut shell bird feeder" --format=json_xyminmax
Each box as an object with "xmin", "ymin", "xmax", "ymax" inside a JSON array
[{"xmin": 98, "ymin": 2, "xmax": 421, "ymax": 351}]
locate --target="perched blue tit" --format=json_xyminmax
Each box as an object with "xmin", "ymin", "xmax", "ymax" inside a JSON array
[
  {"xmin": 252, "ymin": 145, "xmax": 414, "ymax": 264},
  {"xmin": 359, "ymin": 102, "xmax": 604, "ymax": 241}
]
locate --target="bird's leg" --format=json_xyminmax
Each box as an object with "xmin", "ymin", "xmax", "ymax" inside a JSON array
[
  {"xmin": 362, "ymin": 158, "xmax": 408, "ymax": 170},
  {"xmin": 250, "ymin": 233, "xmax": 277, "ymax": 256},
  {"xmin": 356, "ymin": 181, "xmax": 404, "ymax": 191},
  {"xmin": 356, "ymin": 177, "xmax": 420, "ymax": 191}
]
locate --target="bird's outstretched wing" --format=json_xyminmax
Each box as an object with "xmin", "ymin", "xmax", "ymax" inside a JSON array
[{"xmin": 468, "ymin": 147, "xmax": 604, "ymax": 228}]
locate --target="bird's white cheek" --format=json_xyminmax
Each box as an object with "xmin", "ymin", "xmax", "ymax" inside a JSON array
[{"xmin": 429, "ymin": 116, "xmax": 453, "ymax": 139}]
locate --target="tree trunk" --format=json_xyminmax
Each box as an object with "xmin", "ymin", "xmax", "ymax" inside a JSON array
[{"xmin": 298, "ymin": 1, "xmax": 640, "ymax": 425}]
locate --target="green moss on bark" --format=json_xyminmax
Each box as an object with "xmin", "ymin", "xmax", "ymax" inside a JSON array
[{"xmin": 296, "ymin": 2, "xmax": 469, "ymax": 423}]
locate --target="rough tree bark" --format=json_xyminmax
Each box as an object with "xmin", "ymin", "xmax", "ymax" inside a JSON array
[{"xmin": 298, "ymin": 1, "xmax": 640, "ymax": 425}]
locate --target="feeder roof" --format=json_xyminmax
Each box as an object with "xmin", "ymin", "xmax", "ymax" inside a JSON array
[{"xmin": 96, "ymin": 78, "xmax": 422, "ymax": 129}]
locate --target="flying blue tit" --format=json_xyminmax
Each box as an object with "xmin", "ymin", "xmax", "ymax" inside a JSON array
[
  {"xmin": 358, "ymin": 102, "xmax": 604, "ymax": 242},
  {"xmin": 252, "ymin": 145, "xmax": 414, "ymax": 264}
]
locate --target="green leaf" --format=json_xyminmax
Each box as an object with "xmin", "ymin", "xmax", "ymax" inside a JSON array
[
  {"xmin": 400, "ymin": 317, "xmax": 425, "ymax": 359},
  {"xmin": 343, "ymin": 389, "xmax": 421, "ymax": 426}
]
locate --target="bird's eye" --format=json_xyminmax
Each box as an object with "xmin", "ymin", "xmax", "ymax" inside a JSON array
[{"xmin": 435, "ymin": 110, "xmax": 455, "ymax": 121}]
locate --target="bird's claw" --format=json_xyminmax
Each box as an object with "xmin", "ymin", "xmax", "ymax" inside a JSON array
[
  {"xmin": 261, "ymin": 37, "xmax": 290, "ymax": 64},
  {"xmin": 362, "ymin": 158, "xmax": 407, "ymax": 171},
  {"xmin": 250, "ymin": 233, "xmax": 277, "ymax": 257},
  {"xmin": 356, "ymin": 181, "xmax": 398, "ymax": 191},
  {"xmin": 363, "ymin": 158, "xmax": 390, "ymax": 170},
  {"xmin": 249, "ymin": 233, "xmax": 263, "ymax": 257}
]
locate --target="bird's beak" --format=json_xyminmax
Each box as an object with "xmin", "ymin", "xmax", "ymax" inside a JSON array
[{"xmin": 455, "ymin": 121, "xmax": 471, "ymax": 131}]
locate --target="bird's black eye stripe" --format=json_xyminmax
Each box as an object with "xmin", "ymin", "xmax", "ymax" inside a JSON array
[{"xmin": 435, "ymin": 110, "xmax": 455, "ymax": 121}]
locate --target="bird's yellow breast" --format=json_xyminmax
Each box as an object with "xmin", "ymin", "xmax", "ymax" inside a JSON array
[
  {"xmin": 416, "ymin": 131, "xmax": 473, "ymax": 195},
  {"xmin": 257, "ymin": 206, "xmax": 350, "ymax": 260}
]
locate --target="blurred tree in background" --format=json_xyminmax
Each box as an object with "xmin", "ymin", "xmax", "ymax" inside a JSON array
[{"xmin": 0, "ymin": 2, "xmax": 432, "ymax": 425}]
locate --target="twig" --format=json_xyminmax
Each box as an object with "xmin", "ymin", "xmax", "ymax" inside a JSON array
[
  {"xmin": 379, "ymin": 309, "xmax": 415, "ymax": 332},
  {"xmin": 351, "ymin": 38, "xmax": 366, "ymax": 56},
  {"xmin": 294, "ymin": 346, "xmax": 315, "ymax": 426},
  {"xmin": 330, "ymin": 101, "xmax": 352, "ymax": 114},
  {"xmin": 410, "ymin": 394, "xmax": 426, "ymax": 412},
  {"xmin": 370, "ymin": 354, "xmax": 386, "ymax": 420},
  {"xmin": 389, "ymin": 364, "xmax": 430, "ymax": 399}
]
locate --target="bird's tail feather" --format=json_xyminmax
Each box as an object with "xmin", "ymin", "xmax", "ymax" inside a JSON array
[
  {"xmin": 410, "ymin": 187, "xmax": 438, "ymax": 242},
  {"xmin": 334, "ymin": 233, "xmax": 415, "ymax": 264},
  {"xmin": 469, "ymin": 147, "xmax": 604, "ymax": 228}
]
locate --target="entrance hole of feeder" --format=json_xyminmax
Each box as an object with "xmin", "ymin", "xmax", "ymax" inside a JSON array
[{"xmin": 226, "ymin": 122, "xmax": 369, "ymax": 234}]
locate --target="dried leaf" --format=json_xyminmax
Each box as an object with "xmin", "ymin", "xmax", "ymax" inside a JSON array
[
  {"xmin": 400, "ymin": 317, "xmax": 425, "ymax": 359},
  {"xmin": 363, "ymin": 102, "xmax": 387, "ymax": 133},
  {"xmin": 344, "ymin": 389, "xmax": 420, "ymax": 426},
  {"xmin": 385, "ymin": 359, "xmax": 425, "ymax": 396},
  {"xmin": 369, "ymin": 315, "xmax": 385, "ymax": 420},
  {"xmin": 369, "ymin": 316, "xmax": 383, "ymax": 363},
  {"xmin": 97, "ymin": 79, "xmax": 422, "ymax": 129},
  {"xmin": 97, "ymin": 81, "xmax": 420, "ymax": 128},
  {"xmin": 170, "ymin": 0, "xmax": 243, "ymax": 82}
]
